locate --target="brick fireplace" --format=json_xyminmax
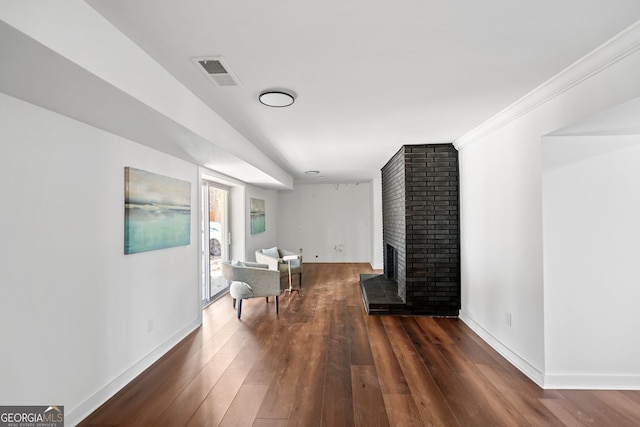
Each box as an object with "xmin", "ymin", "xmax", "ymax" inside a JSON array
[{"xmin": 360, "ymin": 143, "xmax": 460, "ymax": 316}]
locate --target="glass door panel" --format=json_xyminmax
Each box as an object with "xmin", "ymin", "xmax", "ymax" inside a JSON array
[{"xmin": 202, "ymin": 182, "xmax": 229, "ymax": 307}]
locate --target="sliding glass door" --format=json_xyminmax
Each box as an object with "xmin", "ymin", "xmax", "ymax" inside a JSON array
[{"xmin": 201, "ymin": 181, "xmax": 229, "ymax": 307}]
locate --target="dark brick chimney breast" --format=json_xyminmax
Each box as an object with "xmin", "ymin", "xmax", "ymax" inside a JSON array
[{"xmin": 362, "ymin": 144, "xmax": 460, "ymax": 316}]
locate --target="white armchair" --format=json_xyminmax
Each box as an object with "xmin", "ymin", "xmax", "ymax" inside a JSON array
[
  {"xmin": 255, "ymin": 247, "xmax": 303, "ymax": 289},
  {"xmin": 222, "ymin": 261, "xmax": 281, "ymax": 319}
]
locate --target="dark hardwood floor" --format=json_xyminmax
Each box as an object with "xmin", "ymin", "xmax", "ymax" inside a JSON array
[{"xmin": 80, "ymin": 263, "xmax": 640, "ymax": 426}]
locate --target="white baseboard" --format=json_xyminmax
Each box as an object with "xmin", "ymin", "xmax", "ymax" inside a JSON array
[
  {"xmin": 543, "ymin": 374, "xmax": 640, "ymax": 390},
  {"xmin": 66, "ymin": 320, "xmax": 201, "ymax": 426},
  {"xmin": 459, "ymin": 310, "xmax": 544, "ymax": 387},
  {"xmin": 460, "ymin": 311, "xmax": 640, "ymax": 390}
]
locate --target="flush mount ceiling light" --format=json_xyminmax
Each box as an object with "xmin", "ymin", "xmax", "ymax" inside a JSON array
[
  {"xmin": 259, "ymin": 90, "xmax": 295, "ymax": 107},
  {"xmin": 305, "ymin": 170, "xmax": 320, "ymax": 176}
]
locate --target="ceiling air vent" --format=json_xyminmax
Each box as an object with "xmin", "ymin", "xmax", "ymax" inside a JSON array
[{"xmin": 192, "ymin": 56, "xmax": 240, "ymax": 87}]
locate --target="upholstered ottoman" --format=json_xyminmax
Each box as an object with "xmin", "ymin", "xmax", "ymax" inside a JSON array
[{"xmin": 230, "ymin": 281, "xmax": 253, "ymax": 300}]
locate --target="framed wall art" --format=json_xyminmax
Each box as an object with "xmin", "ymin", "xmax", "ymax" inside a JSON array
[
  {"xmin": 250, "ymin": 198, "xmax": 266, "ymax": 234},
  {"xmin": 124, "ymin": 167, "xmax": 191, "ymax": 254}
]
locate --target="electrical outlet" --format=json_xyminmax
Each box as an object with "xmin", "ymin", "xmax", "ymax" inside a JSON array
[
  {"xmin": 147, "ymin": 318, "xmax": 154, "ymax": 332},
  {"xmin": 506, "ymin": 312, "xmax": 512, "ymax": 327}
]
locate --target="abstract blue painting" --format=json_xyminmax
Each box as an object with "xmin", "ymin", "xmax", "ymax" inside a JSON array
[
  {"xmin": 250, "ymin": 198, "xmax": 266, "ymax": 234},
  {"xmin": 124, "ymin": 167, "xmax": 191, "ymax": 254}
]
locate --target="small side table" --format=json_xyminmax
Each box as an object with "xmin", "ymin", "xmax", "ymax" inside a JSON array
[{"xmin": 282, "ymin": 254, "xmax": 301, "ymax": 296}]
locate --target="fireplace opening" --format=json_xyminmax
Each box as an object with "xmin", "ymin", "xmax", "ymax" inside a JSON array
[{"xmin": 385, "ymin": 244, "xmax": 398, "ymax": 282}]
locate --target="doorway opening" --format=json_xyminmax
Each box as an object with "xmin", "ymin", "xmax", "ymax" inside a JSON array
[{"xmin": 201, "ymin": 181, "xmax": 229, "ymax": 307}]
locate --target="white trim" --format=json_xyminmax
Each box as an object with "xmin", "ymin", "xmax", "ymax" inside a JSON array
[
  {"xmin": 370, "ymin": 261, "xmax": 383, "ymax": 270},
  {"xmin": 459, "ymin": 310, "xmax": 544, "ymax": 387},
  {"xmin": 543, "ymin": 374, "xmax": 640, "ymax": 390},
  {"xmin": 461, "ymin": 310, "xmax": 640, "ymax": 389},
  {"xmin": 454, "ymin": 21, "xmax": 640, "ymax": 151},
  {"xmin": 66, "ymin": 320, "xmax": 201, "ymax": 426},
  {"xmin": 200, "ymin": 166, "xmax": 245, "ymax": 188}
]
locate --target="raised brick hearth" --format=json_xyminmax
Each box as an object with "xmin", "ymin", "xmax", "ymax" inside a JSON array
[{"xmin": 360, "ymin": 144, "xmax": 460, "ymax": 316}]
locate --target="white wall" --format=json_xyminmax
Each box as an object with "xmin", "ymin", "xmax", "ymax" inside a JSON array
[
  {"xmin": 370, "ymin": 177, "xmax": 384, "ymax": 269},
  {"xmin": 457, "ymin": 36, "xmax": 640, "ymax": 387},
  {"xmin": 459, "ymin": 120, "xmax": 547, "ymax": 382},
  {"xmin": 543, "ymin": 134, "xmax": 640, "ymax": 388},
  {"xmin": 229, "ymin": 185, "xmax": 247, "ymax": 262},
  {"xmin": 245, "ymin": 185, "xmax": 279, "ymax": 261},
  {"xmin": 277, "ymin": 183, "xmax": 372, "ymax": 263},
  {"xmin": 0, "ymin": 94, "xmax": 200, "ymax": 423}
]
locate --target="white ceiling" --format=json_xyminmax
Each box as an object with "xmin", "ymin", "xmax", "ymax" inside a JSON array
[{"xmin": 26, "ymin": 2, "xmax": 640, "ymax": 184}]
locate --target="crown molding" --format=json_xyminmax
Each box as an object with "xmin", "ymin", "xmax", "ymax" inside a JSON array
[{"xmin": 454, "ymin": 21, "xmax": 640, "ymax": 151}]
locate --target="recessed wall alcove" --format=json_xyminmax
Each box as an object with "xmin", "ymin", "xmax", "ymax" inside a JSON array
[
  {"xmin": 542, "ymin": 96, "xmax": 640, "ymax": 383},
  {"xmin": 360, "ymin": 143, "xmax": 461, "ymax": 316}
]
